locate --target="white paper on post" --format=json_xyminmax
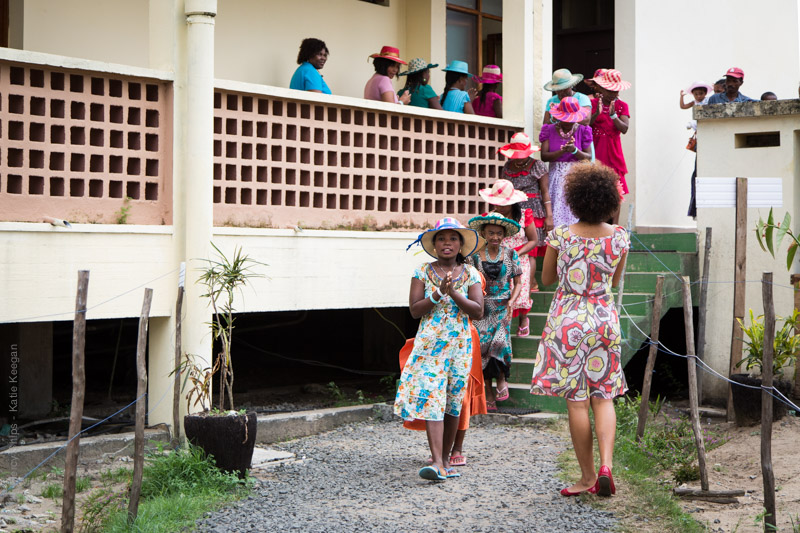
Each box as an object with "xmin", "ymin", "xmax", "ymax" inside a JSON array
[{"xmin": 695, "ymin": 177, "xmax": 783, "ymax": 208}]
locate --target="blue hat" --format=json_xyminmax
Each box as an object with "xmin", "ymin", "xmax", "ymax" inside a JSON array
[{"xmin": 442, "ymin": 60, "xmax": 472, "ymax": 77}]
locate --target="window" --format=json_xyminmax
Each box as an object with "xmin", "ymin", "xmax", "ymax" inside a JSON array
[{"xmin": 446, "ymin": 1, "xmax": 503, "ymax": 77}]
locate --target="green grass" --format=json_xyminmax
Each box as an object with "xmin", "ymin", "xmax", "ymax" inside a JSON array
[
  {"xmin": 41, "ymin": 482, "xmax": 63, "ymax": 499},
  {"xmin": 83, "ymin": 444, "xmax": 252, "ymax": 532},
  {"xmin": 99, "ymin": 467, "xmax": 132, "ymax": 485}
]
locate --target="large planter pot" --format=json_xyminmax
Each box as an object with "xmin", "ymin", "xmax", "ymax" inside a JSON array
[
  {"xmin": 729, "ymin": 374, "xmax": 792, "ymax": 427},
  {"xmin": 184, "ymin": 410, "xmax": 258, "ymax": 478}
]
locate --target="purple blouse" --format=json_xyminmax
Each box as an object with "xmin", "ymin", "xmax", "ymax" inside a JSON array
[{"xmin": 539, "ymin": 124, "xmax": 593, "ymax": 162}]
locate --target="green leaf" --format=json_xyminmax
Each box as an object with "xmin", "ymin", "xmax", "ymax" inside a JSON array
[
  {"xmin": 775, "ymin": 211, "xmax": 791, "ymax": 251},
  {"xmin": 755, "ymin": 220, "xmax": 767, "ymax": 252},
  {"xmin": 765, "ymin": 210, "xmax": 775, "ymax": 257},
  {"xmin": 787, "ymin": 241, "xmax": 798, "ymax": 270}
]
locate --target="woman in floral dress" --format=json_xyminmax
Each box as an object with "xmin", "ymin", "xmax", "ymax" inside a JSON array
[
  {"xmin": 467, "ymin": 213, "xmax": 522, "ymax": 411},
  {"xmin": 498, "ymin": 132, "xmax": 552, "ymax": 292},
  {"xmin": 396, "ymin": 218, "xmax": 484, "ymax": 481},
  {"xmin": 530, "ymin": 163, "xmax": 629, "ymax": 498}
]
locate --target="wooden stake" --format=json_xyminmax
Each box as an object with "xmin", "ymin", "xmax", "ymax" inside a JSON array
[
  {"xmin": 128, "ymin": 288, "xmax": 153, "ymax": 524},
  {"xmin": 682, "ymin": 275, "xmax": 709, "ymax": 492},
  {"xmin": 636, "ymin": 275, "xmax": 664, "ymax": 441},
  {"xmin": 761, "ymin": 272, "xmax": 776, "ymax": 532},
  {"xmin": 696, "ymin": 228, "xmax": 712, "ymax": 404},
  {"xmin": 728, "ymin": 178, "xmax": 747, "ymax": 421},
  {"xmin": 791, "ymin": 273, "xmax": 800, "ymax": 399},
  {"xmin": 61, "ymin": 270, "xmax": 89, "ymax": 533},
  {"xmin": 172, "ymin": 286, "xmax": 184, "ymax": 448}
]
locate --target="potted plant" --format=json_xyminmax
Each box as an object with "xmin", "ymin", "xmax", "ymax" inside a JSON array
[
  {"xmin": 730, "ymin": 308, "xmax": 799, "ymax": 426},
  {"xmin": 181, "ymin": 243, "xmax": 265, "ymax": 477}
]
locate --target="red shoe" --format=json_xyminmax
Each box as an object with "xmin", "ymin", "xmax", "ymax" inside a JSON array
[
  {"xmin": 560, "ymin": 483, "xmax": 595, "ymax": 496},
  {"xmin": 597, "ymin": 465, "xmax": 616, "ymax": 496}
]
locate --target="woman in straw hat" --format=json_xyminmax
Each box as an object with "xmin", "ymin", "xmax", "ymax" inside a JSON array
[
  {"xmin": 398, "ymin": 58, "xmax": 443, "ymax": 109},
  {"xmin": 364, "ymin": 45, "xmax": 412, "ymax": 105},
  {"xmin": 589, "ymin": 69, "xmax": 631, "ymax": 223},
  {"xmin": 498, "ymin": 132, "xmax": 551, "ymax": 292},
  {"xmin": 539, "ymin": 97, "xmax": 593, "ymax": 227},
  {"xmin": 466, "ymin": 212, "xmax": 522, "ymax": 412},
  {"xmin": 440, "ymin": 61, "xmax": 476, "ymax": 114},
  {"xmin": 530, "ymin": 163, "xmax": 629, "ymax": 498},
  {"xmin": 397, "ymin": 218, "xmax": 484, "ymax": 481},
  {"xmin": 543, "ymin": 68, "xmax": 591, "ymax": 125},
  {"xmin": 478, "ymin": 180, "xmax": 539, "ymax": 339},
  {"xmin": 471, "ymin": 65, "xmax": 503, "ymax": 118}
]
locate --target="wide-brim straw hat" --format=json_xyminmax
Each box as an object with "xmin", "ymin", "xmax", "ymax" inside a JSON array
[
  {"xmin": 369, "ymin": 45, "xmax": 407, "ymax": 65},
  {"xmin": 498, "ymin": 132, "xmax": 541, "ymax": 159},
  {"xmin": 685, "ymin": 81, "xmax": 713, "ymax": 94},
  {"xmin": 473, "ymin": 65, "xmax": 502, "ymax": 84},
  {"xmin": 468, "ymin": 212, "xmax": 521, "ymax": 238},
  {"xmin": 407, "ymin": 217, "xmax": 483, "ymax": 258},
  {"xmin": 478, "ymin": 179, "xmax": 527, "ymax": 206},
  {"xmin": 591, "ymin": 69, "xmax": 631, "ymax": 91},
  {"xmin": 550, "ymin": 96, "xmax": 590, "ymax": 123},
  {"xmin": 399, "ymin": 57, "xmax": 438, "ymax": 76},
  {"xmin": 544, "ymin": 68, "xmax": 584, "ymax": 91},
  {"xmin": 442, "ymin": 60, "xmax": 472, "ymax": 77}
]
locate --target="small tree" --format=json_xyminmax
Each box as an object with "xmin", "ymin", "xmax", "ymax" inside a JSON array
[
  {"xmin": 755, "ymin": 208, "xmax": 799, "ymax": 269},
  {"xmin": 197, "ymin": 243, "xmax": 264, "ymax": 411}
]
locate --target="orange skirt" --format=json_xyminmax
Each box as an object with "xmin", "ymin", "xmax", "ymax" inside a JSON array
[{"xmin": 398, "ymin": 322, "xmax": 487, "ymax": 432}]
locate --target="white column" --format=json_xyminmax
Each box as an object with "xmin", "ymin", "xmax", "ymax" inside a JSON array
[{"xmin": 503, "ymin": 0, "xmax": 535, "ymax": 135}]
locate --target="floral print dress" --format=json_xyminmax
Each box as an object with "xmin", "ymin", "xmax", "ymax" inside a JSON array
[
  {"xmin": 530, "ymin": 225, "xmax": 630, "ymax": 400},
  {"xmin": 394, "ymin": 262, "xmax": 482, "ymax": 421},
  {"xmin": 502, "ymin": 211, "xmax": 533, "ymax": 316},
  {"xmin": 468, "ymin": 247, "xmax": 522, "ymax": 374}
]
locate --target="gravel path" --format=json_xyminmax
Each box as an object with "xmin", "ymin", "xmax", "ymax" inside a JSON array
[{"xmin": 196, "ymin": 417, "xmax": 618, "ymax": 533}]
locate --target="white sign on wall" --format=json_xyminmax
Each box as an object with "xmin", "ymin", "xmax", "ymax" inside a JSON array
[{"xmin": 695, "ymin": 177, "xmax": 783, "ymax": 208}]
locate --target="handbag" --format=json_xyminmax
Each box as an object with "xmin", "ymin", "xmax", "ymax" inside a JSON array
[{"xmin": 686, "ymin": 134, "xmax": 697, "ymax": 152}]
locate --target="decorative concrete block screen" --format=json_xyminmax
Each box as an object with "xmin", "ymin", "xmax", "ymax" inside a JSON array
[
  {"xmin": 213, "ymin": 89, "xmax": 521, "ymax": 229},
  {"xmin": 0, "ymin": 60, "xmax": 172, "ymax": 224}
]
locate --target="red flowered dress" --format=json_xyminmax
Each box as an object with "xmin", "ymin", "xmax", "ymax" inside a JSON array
[{"xmin": 530, "ymin": 225, "xmax": 630, "ymax": 400}]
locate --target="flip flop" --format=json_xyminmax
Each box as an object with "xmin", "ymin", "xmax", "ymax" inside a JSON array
[
  {"xmin": 496, "ymin": 385, "xmax": 510, "ymax": 402},
  {"xmin": 444, "ymin": 467, "xmax": 461, "ymax": 479},
  {"xmin": 517, "ymin": 325, "xmax": 530, "ymax": 337},
  {"xmin": 418, "ymin": 465, "xmax": 446, "ymax": 481},
  {"xmin": 486, "ymin": 400, "xmax": 497, "ymax": 412},
  {"xmin": 449, "ymin": 454, "xmax": 466, "ymax": 467}
]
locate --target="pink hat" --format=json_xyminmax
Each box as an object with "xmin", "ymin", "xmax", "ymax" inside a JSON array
[
  {"xmin": 498, "ymin": 132, "xmax": 540, "ymax": 159},
  {"xmin": 724, "ymin": 67, "xmax": 744, "ymax": 79},
  {"xmin": 592, "ymin": 69, "xmax": 631, "ymax": 91},
  {"xmin": 473, "ymin": 65, "xmax": 503, "ymax": 84},
  {"xmin": 478, "ymin": 179, "xmax": 527, "ymax": 206},
  {"xmin": 550, "ymin": 96, "xmax": 590, "ymax": 123},
  {"xmin": 685, "ymin": 81, "xmax": 713, "ymax": 93},
  {"xmin": 368, "ymin": 45, "xmax": 407, "ymax": 65}
]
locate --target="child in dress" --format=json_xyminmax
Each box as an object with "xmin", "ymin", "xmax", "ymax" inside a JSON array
[
  {"xmin": 530, "ymin": 163, "xmax": 630, "ymax": 498},
  {"xmin": 497, "ymin": 133, "xmax": 552, "ymax": 293},
  {"xmin": 396, "ymin": 218, "xmax": 484, "ymax": 481},
  {"xmin": 478, "ymin": 180, "xmax": 539, "ymax": 338}
]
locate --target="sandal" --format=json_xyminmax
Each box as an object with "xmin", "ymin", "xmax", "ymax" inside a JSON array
[
  {"xmin": 444, "ymin": 467, "xmax": 461, "ymax": 479},
  {"xmin": 496, "ymin": 385, "xmax": 510, "ymax": 402},
  {"xmin": 418, "ymin": 465, "xmax": 446, "ymax": 481},
  {"xmin": 517, "ymin": 325, "xmax": 530, "ymax": 337},
  {"xmin": 449, "ymin": 454, "xmax": 466, "ymax": 467},
  {"xmin": 486, "ymin": 400, "xmax": 497, "ymax": 412}
]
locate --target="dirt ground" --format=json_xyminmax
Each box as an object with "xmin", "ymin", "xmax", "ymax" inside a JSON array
[{"xmin": 1, "ymin": 408, "xmax": 799, "ymax": 532}]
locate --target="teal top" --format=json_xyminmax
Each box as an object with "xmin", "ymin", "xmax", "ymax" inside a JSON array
[{"xmin": 400, "ymin": 84, "xmax": 438, "ymax": 108}]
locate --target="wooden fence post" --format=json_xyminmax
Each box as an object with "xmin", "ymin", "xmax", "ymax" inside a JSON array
[
  {"xmin": 128, "ymin": 288, "xmax": 153, "ymax": 524},
  {"xmin": 696, "ymin": 228, "xmax": 712, "ymax": 404},
  {"xmin": 761, "ymin": 272, "xmax": 776, "ymax": 532},
  {"xmin": 727, "ymin": 178, "xmax": 747, "ymax": 421},
  {"xmin": 172, "ymin": 285, "xmax": 184, "ymax": 448},
  {"xmin": 682, "ymin": 275, "xmax": 708, "ymax": 491},
  {"xmin": 636, "ymin": 275, "xmax": 664, "ymax": 441},
  {"xmin": 791, "ymin": 273, "xmax": 800, "ymax": 399},
  {"xmin": 61, "ymin": 271, "xmax": 89, "ymax": 533}
]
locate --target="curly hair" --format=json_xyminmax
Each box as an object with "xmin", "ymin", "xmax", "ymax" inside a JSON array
[
  {"xmin": 296, "ymin": 38, "xmax": 329, "ymax": 65},
  {"xmin": 563, "ymin": 162, "xmax": 621, "ymax": 223}
]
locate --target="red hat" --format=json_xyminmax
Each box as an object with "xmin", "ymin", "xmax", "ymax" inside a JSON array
[
  {"xmin": 550, "ymin": 96, "xmax": 590, "ymax": 123},
  {"xmin": 498, "ymin": 132, "xmax": 540, "ymax": 159},
  {"xmin": 591, "ymin": 69, "xmax": 631, "ymax": 92},
  {"xmin": 368, "ymin": 45, "xmax": 407, "ymax": 65},
  {"xmin": 725, "ymin": 67, "xmax": 744, "ymax": 79}
]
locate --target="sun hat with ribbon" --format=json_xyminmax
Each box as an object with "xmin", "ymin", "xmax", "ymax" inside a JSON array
[
  {"xmin": 591, "ymin": 69, "xmax": 631, "ymax": 92},
  {"xmin": 550, "ymin": 96, "xmax": 590, "ymax": 123},
  {"xmin": 369, "ymin": 45, "xmax": 407, "ymax": 65},
  {"xmin": 479, "ymin": 179, "xmax": 527, "ymax": 206},
  {"xmin": 473, "ymin": 65, "xmax": 502, "ymax": 84},
  {"xmin": 543, "ymin": 68, "xmax": 584, "ymax": 91},
  {"xmin": 399, "ymin": 57, "xmax": 438, "ymax": 76},
  {"xmin": 685, "ymin": 81, "xmax": 713, "ymax": 94},
  {"xmin": 498, "ymin": 132, "xmax": 541, "ymax": 159},
  {"xmin": 407, "ymin": 217, "xmax": 483, "ymax": 258},
  {"xmin": 468, "ymin": 212, "xmax": 521, "ymax": 238},
  {"xmin": 442, "ymin": 60, "xmax": 472, "ymax": 77}
]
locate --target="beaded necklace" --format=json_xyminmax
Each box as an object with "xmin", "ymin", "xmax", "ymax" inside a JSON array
[
  {"xmin": 431, "ymin": 262, "xmax": 464, "ymax": 282},
  {"xmin": 557, "ymin": 123, "xmax": 576, "ymax": 139},
  {"xmin": 484, "ymin": 246, "xmax": 502, "ymax": 263}
]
